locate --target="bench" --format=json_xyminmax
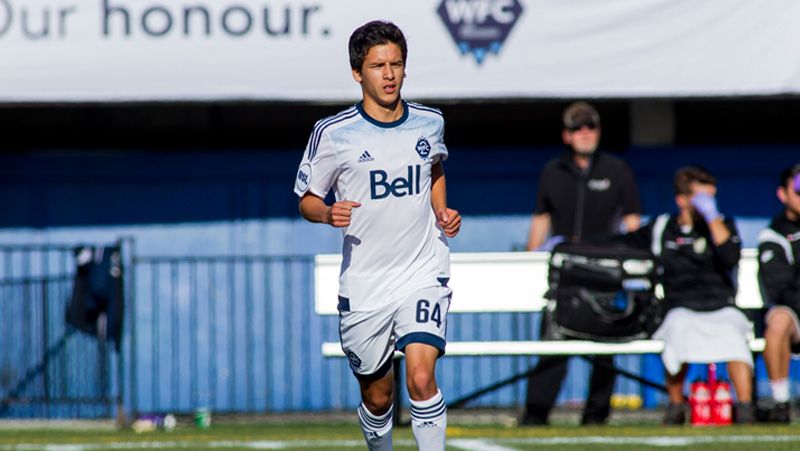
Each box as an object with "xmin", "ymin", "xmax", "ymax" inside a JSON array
[{"xmin": 315, "ymin": 250, "xmax": 765, "ymax": 420}]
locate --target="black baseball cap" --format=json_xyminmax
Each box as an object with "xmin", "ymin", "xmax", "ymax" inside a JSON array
[{"xmin": 563, "ymin": 101, "xmax": 600, "ymax": 129}]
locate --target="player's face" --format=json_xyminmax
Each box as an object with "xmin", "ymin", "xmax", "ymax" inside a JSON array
[
  {"xmin": 352, "ymin": 43, "xmax": 405, "ymax": 111},
  {"xmin": 563, "ymin": 124, "xmax": 601, "ymax": 156},
  {"xmin": 777, "ymin": 176, "xmax": 800, "ymax": 220},
  {"xmin": 677, "ymin": 182, "xmax": 717, "ymax": 219}
]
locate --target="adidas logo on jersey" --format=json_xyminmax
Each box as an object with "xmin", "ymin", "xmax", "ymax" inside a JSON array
[{"xmin": 357, "ymin": 150, "xmax": 375, "ymax": 163}]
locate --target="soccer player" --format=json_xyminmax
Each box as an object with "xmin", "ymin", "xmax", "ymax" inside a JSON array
[{"xmin": 293, "ymin": 20, "xmax": 461, "ymax": 451}]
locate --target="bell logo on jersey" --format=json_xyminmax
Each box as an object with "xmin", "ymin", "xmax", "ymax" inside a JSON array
[
  {"xmin": 416, "ymin": 136, "xmax": 432, "ymax": 159},
  {"xmin": 370, "ymin": 165, "xmax": 422, "ymax": 199}
]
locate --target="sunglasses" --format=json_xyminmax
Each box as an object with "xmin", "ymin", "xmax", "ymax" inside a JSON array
[
  {"xmin": 567, "ymin": 123, "xmax": 598, "ymax": 132},
  {"xmin": 794, "ymin": 173, "xmax": 800, "ymax": 194}
]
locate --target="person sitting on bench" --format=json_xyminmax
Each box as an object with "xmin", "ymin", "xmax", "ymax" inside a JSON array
[{"xmin": 621, "ymin": 166, "xmax": 754, "ymax": 425}]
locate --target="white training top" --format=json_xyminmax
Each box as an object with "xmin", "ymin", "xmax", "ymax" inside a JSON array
[{"xmin": 294, "ymin": 101, "xmax": 451, "ymax": 312}]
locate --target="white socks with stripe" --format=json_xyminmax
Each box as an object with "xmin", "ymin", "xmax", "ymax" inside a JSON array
[
  {"xmin": 770, "ymin": 378, "xmax": 791, "ymax": 403},
  {"xmin": 357, "ymin": 403, "xmax": 393, "ymax": 451},
  {"xmin": 409, "ymin": 389, "xmax": 447, "ymax": 451}
]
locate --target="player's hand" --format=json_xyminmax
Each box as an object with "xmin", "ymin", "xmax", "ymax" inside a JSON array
[
  {"xmin": 326, "ymin": 201, "xmax": 361, "ymax": 227},
  {"xmin": 690, "ymin": 192, "xmax": 721, "ymax": 223},
  {"xmin": 437, "ymin": 208, "xmax": 461, "ymax": 237}
]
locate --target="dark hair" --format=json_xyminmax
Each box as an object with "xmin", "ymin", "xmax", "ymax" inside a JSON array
[
  {"xmin": 673, "ymin": 166, "xmax": 717, "ymax": 195},
  {"xmin": 779, "ymin": 163, "xmax": 800, "ymax": 188},
  {"xmin": 348, "ymin": 20, "xmax": 407, "ymax": 71}
]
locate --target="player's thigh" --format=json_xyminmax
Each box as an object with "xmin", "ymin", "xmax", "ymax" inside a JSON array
[
  {"xmin": 394, "ymin": 285, "xmax": 451, "ymax": 355},
  {"xmin": 339, "ymin": 306, "xmax": 396, "ymax": 380}
]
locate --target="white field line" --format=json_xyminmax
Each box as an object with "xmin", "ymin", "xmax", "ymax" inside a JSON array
[
  {"xmin": 503, "ymin": 434, "xmax": 800, "ymax": 447},
  {"xmin": 449, "ymin": 438, "xmax": 519, "ymax": 451},
  {"xmin": 1, "ymin": 435, "xmax": 800, "ymax": 450}
]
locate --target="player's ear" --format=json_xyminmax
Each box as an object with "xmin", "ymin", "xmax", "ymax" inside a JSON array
[
  {"xmin": 352, "ymin": 68, "xmax": 363, "ymax": 84},
  {"xmin": 777, "ymin": 186, "xmax": 787, "ymax": 205},
  {"xmin": 562, "ymin": 129, "xmax": 571, "ymax": 145}
]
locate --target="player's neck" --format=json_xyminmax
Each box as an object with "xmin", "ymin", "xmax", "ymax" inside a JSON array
[
  {"xmin": 572, "ymin": 153, "xmax": 592, "ymax": 171},
  {"xmin": 786, "ymin": 208, "xmax": 800, "ymax": 223},
  {"xmin": 361, "ymin": 98, "xmax": 404, "ymax": 123},
  {"xmin": 678, "ymin": 209, "xmax": 694, "ymax": 227}
]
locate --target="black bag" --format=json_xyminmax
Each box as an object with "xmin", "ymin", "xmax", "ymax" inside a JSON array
[{"xmin": 546, "ymin": 242, "xmax": 662, "ymax": 342}]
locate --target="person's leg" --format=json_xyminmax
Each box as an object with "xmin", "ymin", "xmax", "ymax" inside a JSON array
[
  {"xmin": 662, "ymin": 364, "xmax": 688, "ymax": 425},
  {"xmin": 727, "ymin": 361, "xmax": 753, "ymax": 403},
  {"xmin": 764, "ymin": 309, "xmax": 795, "ymax": 402},
  {"xmin": 357, "ymin": 369, "xmax": 395, "ymax": 451},
  {"xmin": 523, "ymin": 356, "xmax": 569, "ymax": 424},
  {"xmin": 665, "ymin": 364, "xmax": 688, "ymax": 404},
  {"xmin": 582, "ymin": 355, "xmax": 616, "ymax": 425},
  {"xmin": 727, "ymin": 360, "xmax": 755, "ymax": 424},
  {"xmin": 405, "ymin": 343, "xmax": 446, "ymax": 451},
  {"xmin": 395, "ymin": 285, "xmax": 450, "ymax": 450},
  {"xmin": 339, "ymin": 305, "xmax": 397, "ymax": 450},
  {"xmin": 524, "ymin": 313, "xmax": 568, "ymax": 424}
]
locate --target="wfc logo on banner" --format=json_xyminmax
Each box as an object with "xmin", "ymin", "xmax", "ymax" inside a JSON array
[{"xmin": 437, "ymin": 0, "xmax": 523, "ymax": 65}]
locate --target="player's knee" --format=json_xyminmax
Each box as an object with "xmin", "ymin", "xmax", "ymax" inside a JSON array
[
  {"xmin": 766, "ymin": 311, "xmax": 794, "ymax": 339},
  {"xmin": 362, "ymin": 391, "xmax": 392, "ymax": 415},
  {"xmin": 406, "ymin": 371, "xmax": 437, "ymax": 400}
]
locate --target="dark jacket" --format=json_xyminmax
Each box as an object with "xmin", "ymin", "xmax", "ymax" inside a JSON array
[
  {"xmin": 535, "ymin": 150, "xmax": 641, "ymax": 242},
  {"xmin": 758, "ymin": 214, "xmax": 800, "ymax": 314},
  {"xmin": 623, "ymin": 214, "xmax": 741, "ymax": 312}
]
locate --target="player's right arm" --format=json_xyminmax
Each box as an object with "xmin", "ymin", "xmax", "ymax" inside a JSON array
[
  {"xmin": 299, "ymin": 193, "xmax": 360, "ymax": 228},
  {"xmin": 294, "ymin": 119, "xmax": 359, "ymax": 227},
  {"xmin": 759, "ymin": 239, "xmax": 800, "ymax": 310}
]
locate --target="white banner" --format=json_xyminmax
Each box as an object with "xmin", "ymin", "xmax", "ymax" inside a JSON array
[{"xmin": 2, "ymin": 0, "xmax": 800, "ymax": 102}]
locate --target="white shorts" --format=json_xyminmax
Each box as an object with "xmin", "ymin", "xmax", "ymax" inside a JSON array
[
  {"xmin": 338, "ymin": 284, "xmax": 452, "ymax": 381},
  {"xmin": 653, "ymin": 306, "xmax": 753, "ymax": 375}
]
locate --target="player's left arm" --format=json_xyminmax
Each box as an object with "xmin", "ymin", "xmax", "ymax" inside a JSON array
[{"xmin": 431, "ymin": 161, "xmax": 461, "ymax": 237}]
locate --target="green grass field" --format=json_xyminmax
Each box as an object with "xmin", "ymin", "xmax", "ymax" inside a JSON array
[{"xmin": 1, "ymin": 422, "xmax": 800, "ymax": 450}]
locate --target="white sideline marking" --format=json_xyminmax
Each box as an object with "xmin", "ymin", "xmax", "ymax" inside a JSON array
[
  {"xmin": 505, "ymin": 434, "xmax": 800, "ymax": 446},
  {"xmin": 2, "ymin": 435, "xmax": 800, "ymax": 450},
  {"xmin": 449, "ymin": 439, "xmax": 518, "ymax": 451}
]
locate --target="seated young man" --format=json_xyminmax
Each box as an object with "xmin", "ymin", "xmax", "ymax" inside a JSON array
[
  {"xmin": 622, "ymin": 166, "xmax": 754, "ymax": 424},
  {"xmin": 757, "ymin": 163, "xmax": 800, "ymax": 423}
]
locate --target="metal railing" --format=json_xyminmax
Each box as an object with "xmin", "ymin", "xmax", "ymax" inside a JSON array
[{"xmin": 0, "ymin": 244, "xmax": 119, "ymax": 419}]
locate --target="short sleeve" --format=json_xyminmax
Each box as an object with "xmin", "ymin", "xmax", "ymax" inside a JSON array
[
  {"xmin": 430, "ymin": 116, "xmax": 448, "ymax": 164},
  {"xmin": 293, "ymin": 128, "xmax": 340, "ymax": 199}
]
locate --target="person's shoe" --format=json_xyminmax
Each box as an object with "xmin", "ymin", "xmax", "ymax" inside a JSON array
[
  {"xmin": 580, "ymin": 416, "xmax": 608, "ymax": 426},
  {"xmin": 734, "ymin": 402, "xmax": 755, "ymax": 424},
  {"xmin": 662, "ymin": 403, "xmax": 686, "ymax": 425},
  {"xmin": 518, "ymin": 412, "xmax": 548, "ymax": 426},
  {"xmin": 756, "ymin": 398, "xmax": 791, "ymax": 423}
]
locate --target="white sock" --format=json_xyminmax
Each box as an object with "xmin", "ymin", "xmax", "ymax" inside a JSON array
[
  {"xmin": 770, "ymin": 378, "xmax": 791, "ymax": 403},
  {"xmin": 409, "ymin": 389, "xmax": 447, "ymax": 451},
  {"xmin": 357, "ymin": 403, "xmax": 393, "ymax": 451}
]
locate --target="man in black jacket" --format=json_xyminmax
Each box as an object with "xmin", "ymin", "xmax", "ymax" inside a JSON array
[
  {"xmin": 757, "ymin": 164, "xmax": 800, "ymax": 423},
  {"xmin": 623, "ymin": 166, "xmax": 754, "ymax": 424},
  {"xmin": 522, "ymin": 102, "xmax": 642, "ymax": 426}
]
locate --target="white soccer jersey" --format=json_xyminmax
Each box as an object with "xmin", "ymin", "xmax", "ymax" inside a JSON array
[{"xmin": 294, "ymin": 101, "xmax": 451, "ymax": 312}]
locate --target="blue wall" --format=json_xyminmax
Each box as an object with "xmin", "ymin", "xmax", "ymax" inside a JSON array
[{"xmin": 2, "ymin": 145, "xmax": 797, "ymax": 228}]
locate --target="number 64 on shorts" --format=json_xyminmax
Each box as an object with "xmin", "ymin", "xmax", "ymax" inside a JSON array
[{"xmin": 338, "ymin": 285, "xmax": 452, "ymax": 378}]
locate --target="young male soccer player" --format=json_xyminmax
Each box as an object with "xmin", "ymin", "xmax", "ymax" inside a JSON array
[{"xmin": 293, "ymin": 20, "xmax": 461, "ymax": 450}]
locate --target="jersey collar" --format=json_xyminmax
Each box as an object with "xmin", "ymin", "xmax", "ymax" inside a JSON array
[{"xmin": 356, "ymin": 101, "xmax": 409, "ymax": 128}]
